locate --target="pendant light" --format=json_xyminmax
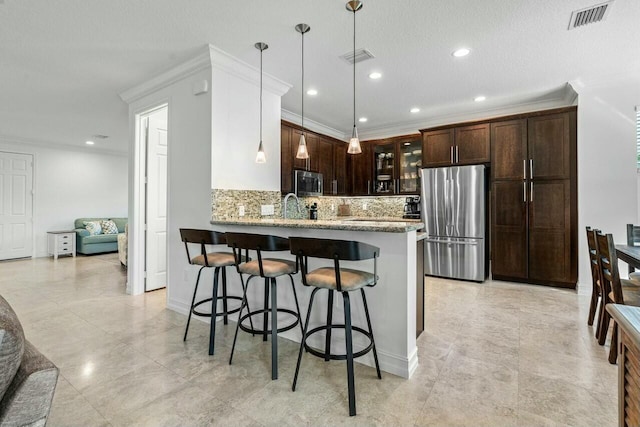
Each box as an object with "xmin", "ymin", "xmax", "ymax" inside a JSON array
[
  {"xmin": 346, "ymin": 0, "xmax": 363, "ymax": 155},
  {"xmin": 295, "ymin": 23, "xmax": 310, "ymax": 160},
  {"xmin": 255, "ymin": 42, "xmax": 268, "ymax": 164}
]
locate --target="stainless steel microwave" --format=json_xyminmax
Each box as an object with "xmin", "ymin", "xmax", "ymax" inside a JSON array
[{"xmin": 294, "ymin": 170, "xmax": 323, "ymax": 196}]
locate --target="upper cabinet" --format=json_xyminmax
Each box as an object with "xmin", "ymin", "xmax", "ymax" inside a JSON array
[
  {"xmin": 281, "ymin": 121, "xmax": 349, "ymax": 196},
  {"xmin": 369, "ymin": 136, "xmax": 421, "ymax": 195},
  {"xmin": 349, "ymin": 141, "xmax": 372, "ymax": 196},
  {"xmin": 421, "ymin": 124, "xmax": 490, "ymax": 167}
]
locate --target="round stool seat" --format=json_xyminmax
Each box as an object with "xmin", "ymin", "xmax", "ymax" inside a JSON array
[
  {"xmin": 306, "ymin": 267, "xmax": 376, "ymax": 291},
  {"xmin": 238, "ymin": 258, "xmax": 296, "ymax": 277},
  {"xmin": 191, "ymin": 252, "xmax": 236, "ymax": 267}
]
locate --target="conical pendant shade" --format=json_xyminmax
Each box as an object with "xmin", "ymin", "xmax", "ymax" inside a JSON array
[
  {"xmin": 347, "ymin": 125, "xmax": 362, "ymax": 154},
  {"xmin": 296, "ymin": 133, "xmax": 309, "ymax": 159},
  {"xmin": 255, "ymin": 140, "xmax": 266, "ymax": 164}
]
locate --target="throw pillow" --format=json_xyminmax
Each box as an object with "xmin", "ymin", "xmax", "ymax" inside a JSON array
[
  {"xmin": 101, "ymin": 220, "xmax": 119, "ymax": 235},
  {"xmin": 83, "ymin": 220, "xmax": 102, "ymax": 236}
]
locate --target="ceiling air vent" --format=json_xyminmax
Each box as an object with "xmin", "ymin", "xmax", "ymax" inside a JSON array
[
  {"xmin": 340, "ymin": 48, "xmax": 375, "ymax": 65},
  {"xmin": 568, "ymin": 1, "xmax": 614, "ymax": 30}
]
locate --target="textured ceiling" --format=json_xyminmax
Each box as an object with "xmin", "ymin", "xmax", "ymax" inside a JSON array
[{"xmin": 1, "ymin": 0, "xmax": 639, "ymax": 153}]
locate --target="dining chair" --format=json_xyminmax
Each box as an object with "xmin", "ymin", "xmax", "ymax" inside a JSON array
[
  {"xmin": 594, "ymin": 230, "xmax": 640, "ymax": 364},
  {"xmin": 627, "ymin": 224, "xmax": 640, "ymax": 280},
  {"xmin": 585, "ymin": 227, "xmax": 602, "ymax": 334}
]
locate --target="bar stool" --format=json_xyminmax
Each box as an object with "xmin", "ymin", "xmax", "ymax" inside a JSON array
[
  {"xmin": 179, "ymin": 229, "xmax": 250, "ymax": 356},
  {"xmin": 289, "ymin": 236, "xmax": 382, "ymax": 417},
  {"xmin": 226, "ymin": 232, "xmax": 304, "ymax": 380}
]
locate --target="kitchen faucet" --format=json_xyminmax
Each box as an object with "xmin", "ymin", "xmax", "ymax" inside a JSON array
[{"xmin": 283, "ymin": 193, "xmax": 301, "ymax": 219}]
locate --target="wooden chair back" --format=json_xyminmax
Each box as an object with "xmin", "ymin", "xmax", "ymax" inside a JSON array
[
  {"xmin": 595, "ymin": 230, "xmax": 625, "ymax": 305},
  {"xmin": 627, "ymin": 224, "xmax": 640, "ymax": 246},
  {"xmin": 586, "ymin": 227, "xmax": 600, "ymax": 286}
]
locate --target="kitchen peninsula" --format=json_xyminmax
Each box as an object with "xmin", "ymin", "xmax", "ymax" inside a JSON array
[{"xmin": 210, "ymin": 217, "xmax": 424, "ymax": 379}]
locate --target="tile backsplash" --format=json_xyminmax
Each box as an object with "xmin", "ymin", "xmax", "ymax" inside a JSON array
[{"xmin": 211, "ymin": 189, "xmax": 407, "ymax": 220}]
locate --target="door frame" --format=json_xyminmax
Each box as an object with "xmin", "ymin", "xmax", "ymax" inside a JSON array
[{"xmin": 129, "ymin": 101, "xmax": 170, "ymax": 295}]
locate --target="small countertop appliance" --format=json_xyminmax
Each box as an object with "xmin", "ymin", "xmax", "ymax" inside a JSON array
[{"xmin": 403, "ymin": 196, "xmax": 421, "ymax": 219}]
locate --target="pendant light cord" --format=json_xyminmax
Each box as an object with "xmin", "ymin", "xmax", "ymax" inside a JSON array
[
  {"xmin": 301, "ymin": 30, "xmax": 305, "ymax": 136},
  {"xmin": 353, "ymin": 7, "xmax": 356, "ymax": 130},
  {"xmin": 260, "ymin": 47, "xmax": 263, "ymax": 143}
]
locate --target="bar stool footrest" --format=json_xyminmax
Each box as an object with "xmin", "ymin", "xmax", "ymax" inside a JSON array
[
  {"xmin": 238, "ymin": 308, "xmax": 300, "ymax": 335},
  {"xmin": 192, "ymin": 295, "xmax": 243, "ymax": 318},
  {"xmin": 304, "ymin": 324, "xmax": 374, "ymax": 360}
]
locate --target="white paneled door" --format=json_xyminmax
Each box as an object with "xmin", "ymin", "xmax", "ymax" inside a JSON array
[
  {"xmin": 145, "ymin": 108, "xmax": 168, "ymax": 291},
  {"xmin": 0, "ymin": 152, "xmax": 33, "ymax": 260}
]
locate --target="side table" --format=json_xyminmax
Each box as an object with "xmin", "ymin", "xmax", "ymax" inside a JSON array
[{"xmin": 47, "ymin": 231, "xmax": 76, "ymax": 259}]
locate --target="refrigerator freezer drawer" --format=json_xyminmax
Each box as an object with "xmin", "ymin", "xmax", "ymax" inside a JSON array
[{"xmin": 424, "ymin": 237, "xmax": 485, "ymax": 282}]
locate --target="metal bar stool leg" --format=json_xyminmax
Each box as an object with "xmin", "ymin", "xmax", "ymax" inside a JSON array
[
  {"xmin": 325, "ymin": 290, "xmax": 334, "ymax": 361},
  {"xmin": 343, "ymin": 291, "xmax": 356, "ymax": 416},
  {"xmin": 209, "ymin": 267, "xmax": 220, "ymax": 356},
  {"xmin": 184, "ymin": 266, "xmax": 204, "ymax": 341},
  {"xmin": 288, "ymin": 274, "xmax": 305, "ymax": 338},
  {"xmin": 222, "ymin": 267, "xmax": 229, "ymax": 325},
  {"xmin": 230, "ymin": 274, "xmax": 249, "ymax": 364},
  {"xmin": 270, "ymin": 277, "xmax": 279, "ymax": 380},
  {"xmin": 263, "ymin": 278, "xmax": 270, "ymax": 342},
  {"xmin": 361, "ymin": 288, "xmax": 382, "ymax": 379},
  {"xmin": 293, "ymin": 287, "xmax": 320, "ymax": 391}
]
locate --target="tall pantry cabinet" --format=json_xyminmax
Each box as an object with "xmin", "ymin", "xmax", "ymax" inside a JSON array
[{"xmin": 490, "ymin": 109, "xmax": 577, "ymax": 288}]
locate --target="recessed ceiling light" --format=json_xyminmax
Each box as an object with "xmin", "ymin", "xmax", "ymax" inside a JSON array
[
  {"xmin": 452, "ymin": 48, "xmax": 471, "ymax": 57},
  {"xmin": 410, "ymin": 107, "xmax": 420, "ymax": 113},
  {"xmin": 369, "ymin": 72, "xmax": 382, "ymax": 80},
  {"xmin": 474, "ymin": 95, "xmax": 486, "ymax": 102},
  {"xmin": 359, "ymin": 117, "xmax": 368, "ymax": 123},
  {"xmin": 306, "ymin": 89, "xmax": 318, "ymax": 96},
  {"xmin": 85, "ymin": 140, "xmax": 95, "ymax": 145}
]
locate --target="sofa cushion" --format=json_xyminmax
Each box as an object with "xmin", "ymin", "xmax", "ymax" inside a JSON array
[
  {"xmin": 0, "ymin": 340, "xmax": 58, "ymax": 427},
  {"xmin": 0, "ymin": 295, "xmax": 25, "ymax": 403},
  {"xmin": 111, "ymin": 218, "xmax": 127, "ymax": 232},
  {"xmin": 100, "ymin": 220, "xmax": 119, "ymax": 235},
  {"xmin": 83, "ymin": 221, "xmax": 102, "ymax": 236},
  {"xmin": 82, "ymin": 234, "xmax": 119, "ymax": 245}
]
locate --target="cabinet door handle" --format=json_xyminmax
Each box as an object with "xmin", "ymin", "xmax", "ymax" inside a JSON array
[
  {"xmin": 530, "ymin": 182, "xmax": 533, "ymax": 202},
  {"xmin": 523, "ymin": 159, "xmax": 527, "ymax": 180},
  {"xmin": 456, "ymin": 146, "xmax": 459, "ymax": 163},
  {"xmin": 367, "ymin": 180, "xmax": 370, "ymax": 195},
  {"xmin": 450, "ymin": 146, "xmax": 454, "ymax": 164},
  {"xmin": 529, "ymin": 159, "xmax": 533, "ymax": 179},
  {"xmin": 523, "ymin": 181, "xmax": 527, "ymax": 203}
]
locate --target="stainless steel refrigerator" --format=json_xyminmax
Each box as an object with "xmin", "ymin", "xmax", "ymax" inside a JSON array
[{"xmin": 420, "ymin": 164, "xmax": 488, "ymax": 282}]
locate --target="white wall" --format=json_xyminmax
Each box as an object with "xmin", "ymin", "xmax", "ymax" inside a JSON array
[
  {"xmin": 0, "ymin": 140, "xmax": 127, "ymax": 257},
  {"xmin": 575, "ymin": 76, "xmax": 640, "ymax": 286},
  {"xmin": 210, "ymin": 46, "xmax": 290, "ymax": 192},
  {"xmin": 124, "ymin": 66, "xmax": 213, "ymax": 297}
]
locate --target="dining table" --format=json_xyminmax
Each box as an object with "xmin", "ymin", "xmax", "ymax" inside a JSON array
[{"xmin": 616, "ymin": 244, "xmax": 640, "ymax": 270}]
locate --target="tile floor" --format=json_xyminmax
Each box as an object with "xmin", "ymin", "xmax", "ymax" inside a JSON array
[{"xmin": 0, "ymin": 253, "xmax": 618, "ymax": 426}]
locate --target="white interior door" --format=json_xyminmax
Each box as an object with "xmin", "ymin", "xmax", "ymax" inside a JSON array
[
  {"xmin": 145, "ymin": 107, "xmax": 168, "ymax": 291},
  {"xmin": 0, "ymin": 152, "xmax": 33, "ymax": 260}
]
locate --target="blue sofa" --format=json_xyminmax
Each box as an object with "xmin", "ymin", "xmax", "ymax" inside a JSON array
[{"xmin": 74, "ymin": 218, "xmax": 127, "ymax": 255}]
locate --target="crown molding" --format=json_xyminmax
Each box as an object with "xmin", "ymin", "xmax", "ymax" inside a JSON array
[
  {"xmin": 119, "ymin": 46, "xmax": 212, "ymax": 104},
  {"xmin": 0, "ymin": 134, "xmax": 127, "ymax": 157},
  {"xmin": 281, "ymin": 109, "xmax": 347, "ymax": 140},
  {"xmin": 209, "ymin": 45, "xmax": 291, "ymax": 97}
]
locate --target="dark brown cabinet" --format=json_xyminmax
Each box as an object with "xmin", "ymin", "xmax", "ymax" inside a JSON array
[
  {"xmin": 366, "ymin": 135, "xmax": 422, "ymax": 195},
  {"xmin": 281, "ymin": 122, "xmax": 349, "ymax": 195},
  {"xmin": 490, "ymin": 110, "xmax": 577, "ymax": 288},
  {"xmin": 349, "ymin": 142, "xmax": 372, "ymax": 196},
  {"xmin": 421, "ymin": 124, "xmax": 490, "ymax": 167}
]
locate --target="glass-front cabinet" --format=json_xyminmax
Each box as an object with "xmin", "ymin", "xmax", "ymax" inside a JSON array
[
  {"xmin": 371, "ymin": 136, "xmax": 421, "ymax": 195},
  {"xmin": 398, "ymin": 139, "xmax": 422, "ymax": 193},
  {"xmin": 373, "ymin": 142, "xmax": 396, "ymax": 194}
]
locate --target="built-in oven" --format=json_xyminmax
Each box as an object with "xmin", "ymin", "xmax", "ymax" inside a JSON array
[{"xmin": 294, "ymin": 170, "xmax": 323, "ymax": 196}]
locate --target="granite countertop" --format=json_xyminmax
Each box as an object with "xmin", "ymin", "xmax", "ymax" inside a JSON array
[{"xmin": 210, "ymin": 217, "xmax": 424, "ymax": 233}]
